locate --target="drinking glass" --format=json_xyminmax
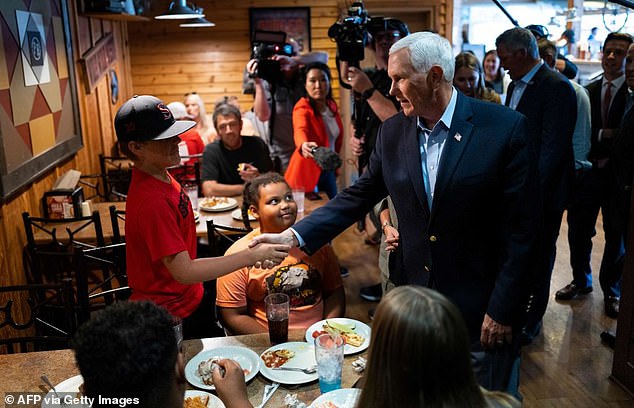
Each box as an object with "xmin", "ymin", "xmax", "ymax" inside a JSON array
[
  {"xmin": 292, "ymin": 188, "xmax": 305, "ymax": 215},
  {"xmin": 172, "ymin": 316, "xmax": 183, "ymax": 351},
  {"xmin": 264, "ymin": 293, "xmax": 289, "ymax": 345},
  {"xmin": 184, "ymin": 184, "xmax": 198, "ymax": 210},
  {"xmin": 314, "ymin": 333, "xmax": 345, "ymax": 393}
]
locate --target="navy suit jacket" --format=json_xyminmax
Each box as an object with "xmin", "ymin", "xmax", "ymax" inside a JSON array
[
  {"xmin": 507, "ymin": 64, "xmax": 576, "ymax": 213},
  {"xmin": 294, "ymin": 92, "xmax": 539, "ymax": 341},
  {"xmin": 586, "ymin": 77, "xmax": 628, "ymax": 161}
]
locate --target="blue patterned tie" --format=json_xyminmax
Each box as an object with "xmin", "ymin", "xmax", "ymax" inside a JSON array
[{"xmin": 418, "ymin": 126, "xmax": 432, "ymax": 209}]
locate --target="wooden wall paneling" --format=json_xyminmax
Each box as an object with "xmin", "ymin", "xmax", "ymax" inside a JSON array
[{"xmin": 0, "ymin": 0, "xmax": 134, "ymax": 342}]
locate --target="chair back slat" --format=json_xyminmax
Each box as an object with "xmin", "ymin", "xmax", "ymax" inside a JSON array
[
  {"xmin": 74, "ymin": 243, "xmax": 130, "ymax": 324},
  {"xmin": 0, "ymin": 279, "xmax": 76, "ymax": 353}
]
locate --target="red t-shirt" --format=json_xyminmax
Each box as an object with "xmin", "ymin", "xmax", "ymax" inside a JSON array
[{"xmin": 126, "ymin": 168, "xmax": 202, "ymax": 318}]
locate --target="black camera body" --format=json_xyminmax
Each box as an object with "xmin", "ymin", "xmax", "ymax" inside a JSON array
[
  {"xmin": 251, "ymin": 30, "xmax": 294, "ymax": 84},
  {"xmin": 327, "ymin": 2, "xmax": 369, "ymax": 67}
]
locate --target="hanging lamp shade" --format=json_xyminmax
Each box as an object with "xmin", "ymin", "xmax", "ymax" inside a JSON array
[
  {"xmin": 179, "ymin": 7, "xmax": 215, "ymax": 27},
  {"xmin": 155, "ymin": 0, "xmax": 202, "ymax": 20},
  {"xmin": 180, "ymin": 17, "xmax": 216, "ymax": 27}
]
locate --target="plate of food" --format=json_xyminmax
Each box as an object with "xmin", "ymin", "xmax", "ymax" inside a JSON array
[
  {"xmin": 184, "ymin": 390, "xmax": 225, "ymax": 408},
  {"xmin": 199, "ymin": 197, "xmax": 238, "ymax": 212},
  {"xmin": 305, "ymin": 318, "xmax": 371, "ymax": 355},
  {"xmin": 231, "ymin": 208, "xmax": 256, "ymax": 221},
  {"xmin": 41, "ymin": 375, "xmax": 88, "ymax": 407},
  {"xmin": 185, "ymin": 346, "xmax": 260, "ymax": 390},
  {"xmin": 259, "ymin": 342, "xmax": 318, "ymax": 384},
  {"xmin": 309, "ymin": 388, "xmax": 362, "ymax": 408}
]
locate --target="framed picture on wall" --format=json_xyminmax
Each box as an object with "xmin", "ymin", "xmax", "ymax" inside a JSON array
[
  {"xmin": 249, "ymin": 7, "xmax": 311, "ymax": 53},
  {"xmin": 0, "ymin": 0, "xmax": 82, "ymax": 200}
]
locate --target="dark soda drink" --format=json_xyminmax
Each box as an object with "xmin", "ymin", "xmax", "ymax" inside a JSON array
[{"xmin": 268, "ymin": 317, "xmax": 289, "ymax": 345}]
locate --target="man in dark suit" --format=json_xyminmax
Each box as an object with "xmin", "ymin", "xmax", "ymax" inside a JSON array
[
  {"xmin": 557, "ymin": 33, "xmax": 633, "ymax": 319},
  {"xmin": 252, "ymin": 31, "xmax": 539, "ymax": 396},
  {"xmin": 496, "ymin": 27, "xmax": 577, "ymax": 344}
]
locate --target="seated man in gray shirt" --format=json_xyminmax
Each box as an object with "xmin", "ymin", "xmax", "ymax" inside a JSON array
[{"xmin": 202, "ymin": 104, "xmax": 274, "ymax": 197}]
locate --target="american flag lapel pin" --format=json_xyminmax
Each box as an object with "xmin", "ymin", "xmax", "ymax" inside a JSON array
[{"xmin": 454, "ymin": 133, "xmax": 462, "ymax": 142}]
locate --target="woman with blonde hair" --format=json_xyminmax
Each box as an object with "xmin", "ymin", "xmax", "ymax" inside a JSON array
[
  {"xmin": 184, "ymin": 92, "xmax": 215, "ymax": 144},
  {"xmin": 356, "ymin": 285, "xmax": 520, "ymax": 408},
  {"xmin": 454, "ymin": 52, "xmax": 501, "ymax": 104}
]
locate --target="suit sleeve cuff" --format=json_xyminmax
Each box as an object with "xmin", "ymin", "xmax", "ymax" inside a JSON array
[{"xmin": 289, "ymin": 227, "xmax": 306, "ymax": 248}]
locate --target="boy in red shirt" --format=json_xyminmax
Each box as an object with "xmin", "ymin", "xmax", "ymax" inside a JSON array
[{"xmin": 114, "ymin": 95, "xmax": 289, "ymax": 339}]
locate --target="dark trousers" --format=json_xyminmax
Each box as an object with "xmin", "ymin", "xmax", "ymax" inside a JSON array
[
  {"xmin": 317, "ymin": 170, "xmax": 337, "ymax": 199},
  {"xmin": 182, "ymin": 281, "xmax": 225, "ymax": 340},
  {"xmin": 523, "ymin": 208, "xmax": 564, "ymax": 337},
  {"xmin": 567, "ymin": 167, "xmax": 624, "ymax": 298},
  {"xmin": 471, "ymin": 337, "xmax": 522, "ymax": 400}
]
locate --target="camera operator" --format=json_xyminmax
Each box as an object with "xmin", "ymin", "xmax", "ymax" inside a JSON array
[
  {"xmin": 343, "ymin": 18, "xmax": 409, "ymax": 172},
  {"xmin": 341, "ymin": 17, "xmax": 409, "ymax": 304},
  {"xmin": 244, "ymin": 41, "xmax": 327, "ymax": 174}
]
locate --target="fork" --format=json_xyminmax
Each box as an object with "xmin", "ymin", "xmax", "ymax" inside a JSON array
[
  {"xmin": 41, "ymin": 375, "xmax": 68, "ymax": 407},
  {"xmin": 271, "ymin": 365, "xmax": 317, "ymax": 374}
]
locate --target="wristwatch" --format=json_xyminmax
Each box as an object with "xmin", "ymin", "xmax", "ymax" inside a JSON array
[{"xmin": 362, "ymin": 87, "xmax": 376, "ymax": 100}]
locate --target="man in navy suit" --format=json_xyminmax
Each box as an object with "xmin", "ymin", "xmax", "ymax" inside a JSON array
[
  {"xmin": 557, "ymin": 33, "xmax": 633, "ymax": 319},
  {"xmin": 253, "ymin": 31, "xmax": 539, "ymax": 395},
  {"xmin": 495, "ymin": 27, "xmax": 577, "ymax": 344}
]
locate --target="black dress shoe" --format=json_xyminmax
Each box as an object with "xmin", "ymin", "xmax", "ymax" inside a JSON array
[
  {"xmin": 605, "ymin": 296, "xmax": 619, "ymax": 318},
  {"xmin": 555, "ymin": 282, "xmax": 593, "ymax": 300},
  {"xmin": 359, "ymin": 283, "xmax": 382, "ymax": 302},
  {"xmin": 600, "ymin": 330, "xmax": 616, "ymax": 348}
]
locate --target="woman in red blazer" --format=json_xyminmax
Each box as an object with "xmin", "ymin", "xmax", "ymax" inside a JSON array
[{"xmin": 285, "ymin": 62, "xmax": 343, "ymax": 198}]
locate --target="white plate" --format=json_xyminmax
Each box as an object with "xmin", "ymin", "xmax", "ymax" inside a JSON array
[
  {"xmin": 259, "ymin": 341, "xmax": 318, "ymax": 384},
  {"xmin": 231, "ymin": 208, "xmax": 256, "ymax": 221},
  {"xmin": 41, "ymin": 375, "xmax": 87, "ymax": 407},
  {"xmin": 185, "ymin": 346, "xmax": 260, "ymax": 390},
  {"xmin": 184, "ymin": 390, "xmax": 225, "ymax": 408},
  {"xmin": 309, "ymin": 388, "xmax": 362, "ymax": 408},
  {"xmin": 199, "ymin": 197, "xmax": 238, "ymax": 212},
  {"xmin": 305, "ymin": 318, "xmax": 371, "ymax": 355}
]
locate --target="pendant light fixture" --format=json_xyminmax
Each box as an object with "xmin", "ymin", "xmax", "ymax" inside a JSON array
[
  {"xmin": 180, "ymin": 7, "xmax": 215, "ymax": 27},
  {"xmin": 155, "ymin": 0, "xmax": 202, "ymax": 20}
]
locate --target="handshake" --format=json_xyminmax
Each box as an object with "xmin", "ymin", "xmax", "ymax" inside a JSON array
[{"xmin": 248, "ymin": 229, "xmax": 299, "ymax": 269}]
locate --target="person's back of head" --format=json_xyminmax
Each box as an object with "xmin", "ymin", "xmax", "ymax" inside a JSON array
[
  {"xmin": 356, "ymin": 285, "xmax": 486, "ymax": 408},
  {"xmin": 72, "ymin": 301, "xmax": 182, "ymax": 408},
  {"xmin": 537, "ymin": 38, "xmax": 558, "ymax": 69},
  {"xmin": 390, "ymin": 31, "xmax": 455, "ymax": 83},
  {"xmin": 496, "ymin": 27, "xmax": 539, "ymax": 60},
  {"xmin": 167, "ymin": 101, "xmax": 193, "ymax": 120}
]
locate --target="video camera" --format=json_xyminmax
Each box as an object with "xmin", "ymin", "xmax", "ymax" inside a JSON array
[
  {"xmin": 327, "ymin": 2, "xmax": 370, "ymax": 69},
  {"xmin": 250, "ymin": 30, "xmax": 294, "ymax": 84}
]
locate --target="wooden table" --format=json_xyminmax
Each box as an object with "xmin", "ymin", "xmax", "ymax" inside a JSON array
[
  {"xmin": 32, "ymin": 193, "xmax": 327, "ymax": 245},
  {"xmin": 0, "ymin": 330, "xmax": 365, "ymax": 407}
]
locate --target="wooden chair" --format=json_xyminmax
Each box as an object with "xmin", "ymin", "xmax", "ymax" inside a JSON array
[
  {"xmin": 22, "ymin": 211, "xmax": 106, "ymax": 285},
  {"xmin": 205, "ymin": 219, "xmax": 250, "ymax": 257},
  {"xmin": 22, "ymin": 211, "xmax": 106, "ymax": 327},
  {"xmin": 99, "ymin": 154, "xmax": 132, "ymax": 201},
  {"xmin": 168, "ymin": 159, "xmax": 201, "ymax": 194},
  {"xmin": 109, "ymin": 205, "xmax": 126, "ymax": 244},
  {"xmin": 74, "ymin": 243, "xmax": 130, "ymax": 324},
  {"xmin": 0, "ymin": 279, "xmax": 76, "ymax": 353}
]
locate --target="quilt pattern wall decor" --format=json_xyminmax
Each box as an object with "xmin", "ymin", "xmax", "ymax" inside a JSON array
[{"xmin": 0, "ymin": 0, "xmax": 81, "ymax": 200}]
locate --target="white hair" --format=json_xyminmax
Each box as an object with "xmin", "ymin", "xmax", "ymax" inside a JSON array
[{"xmin": 390, "ymin": 32, "xmax": 455, "ymax": 82}]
